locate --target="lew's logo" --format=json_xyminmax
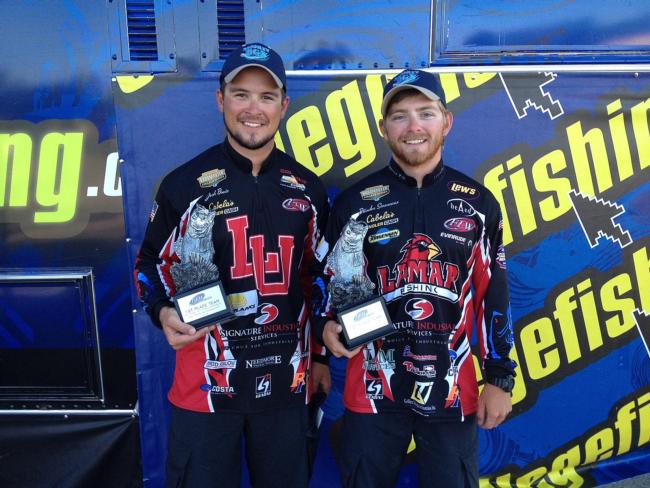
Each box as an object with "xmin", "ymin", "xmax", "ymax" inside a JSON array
[
  {"xmin": 360, "ymin": 185, "xmax": 390, "ymax": 201},
  {"xmin": 197, "ymin": 168, "xmax": 226, "ymax": 188},
  {"xmin": 189, "ymin": 293, "xmax": 206, "ymax": 305},
  {"xmin": 443, "ymin": 217, "xmax": 476, "ymax": 233},
  {"xmin": 282, "ymin": 198, "xmax": 310, "ymax": 212},
  {"xmin": 448, "ymin": 181, "xmax": 479, "ymax": 199}
]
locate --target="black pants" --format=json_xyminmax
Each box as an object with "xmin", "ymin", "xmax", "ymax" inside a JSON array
[
  {"xmin": 340, "ymin": 410, "xmax": 478, "ymax": 488},
  {"xmin": 166, "ymin": 405, "xmax": 310, "ymax": 488}
]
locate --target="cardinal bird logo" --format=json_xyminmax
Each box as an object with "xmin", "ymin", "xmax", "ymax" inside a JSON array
[{"xmin": 399, "ymin": 234, "xmax": 441, "ymax": 264}]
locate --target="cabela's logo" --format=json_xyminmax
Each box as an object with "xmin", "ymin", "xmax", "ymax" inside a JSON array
[
  {"xmin": 197, "ymin": 168, "xmax": 226, "ymax": 188},
  {"xmin": 360, "ymin": 185, "xmax": 390, "ymax": 201}
]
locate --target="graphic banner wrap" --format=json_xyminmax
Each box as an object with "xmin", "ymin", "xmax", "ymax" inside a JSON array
[{"xmin": 116, "ymin": 71, "xmax": 650, "ymax": 487}]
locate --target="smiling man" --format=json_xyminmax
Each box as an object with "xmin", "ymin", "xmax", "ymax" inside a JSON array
[
  {"xmin": 134, "ymin": 43, "xmax": 330, "ymax": 488},
  {"xmin": 312, "ymin": 69, "xmax": 517, "ymax": 488}
]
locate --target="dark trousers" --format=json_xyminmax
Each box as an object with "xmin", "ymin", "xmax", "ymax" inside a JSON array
[
  {"xmin": 340, "ymin": 410, "xmax": 478, "ymax": 488},
  {"xmin": 166, "ymin": 405, "xmax": 310, "ymax": 488}
]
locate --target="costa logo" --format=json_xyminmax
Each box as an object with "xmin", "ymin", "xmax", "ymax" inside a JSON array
[
  {"xmin": 282, "ymin": 198, "xmax": 310, "ymax": 212},
  {"xmin": 443, "ymin": 217, "xmax": 476, "ymax": 233},
  {"xmin": 448, "ymin": 181, "xmax": 479, "ymax": 199},
  {"xmin": 189, "ymin": 293, "xmax": 206, "ymax": 305},
  {"xmin": 254, "ymin": 303, "xmax": 279, "ymax": 324},
  {"xmin": 405, "ymin": 298, "xmax": 434, "ymax": 320}
]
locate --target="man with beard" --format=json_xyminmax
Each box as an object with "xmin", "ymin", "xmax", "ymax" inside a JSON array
[
  {"xmin": 135, "ymin": 43, "xmax": 330, "ymax": 488},
  {"xmin": 312, "ymin": 69, "xmax": 516, "ymax": 487}
]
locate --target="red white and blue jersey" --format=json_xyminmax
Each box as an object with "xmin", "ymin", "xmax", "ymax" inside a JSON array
[
  {"xmin": 313, "ymin": 159, "xmax": 515, "ymax": 420},
  {"xmin": 135, "ymin": 140, "xmax": 329, "ymax": 413}
]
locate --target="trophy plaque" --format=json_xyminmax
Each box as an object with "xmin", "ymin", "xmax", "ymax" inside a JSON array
[
  {"xmin": 169, "ymin": 203, "xmax": 236, "ymax": 329},
  {"xmin": 326, "ymin": 216, "xmax": 394, "ymax": 349}
]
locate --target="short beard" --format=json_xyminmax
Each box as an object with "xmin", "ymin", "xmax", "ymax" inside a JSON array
[
  {"xmin": 388, "ymin": 138, "xmax": 444, "ymax": 167},
  {"xmin": 224, "ymin": 119, "xmax": 275, "ymax": 151}
]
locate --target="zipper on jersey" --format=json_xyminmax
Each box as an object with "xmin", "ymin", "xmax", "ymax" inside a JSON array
[{"xmin": 414, "ymin": 187, "xmax": 424, "ymax": 233}]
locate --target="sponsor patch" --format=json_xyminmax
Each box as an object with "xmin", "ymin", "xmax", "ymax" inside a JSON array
[
  {"xmin": 363, "ymin": 348, "xmax": 396, "ymax": 371},
  {"xmin": 405, "ymin": 298, "xmax": 434, "ymax": 320},
  {"xmin": 403, "ymin": 345, "xmax": 437, "ymax": 361},
  {"xmin": 209, "ymin": 198, "xmax": 238, "ymax": 216},
  {"xmin": 291, "ymin": 372, "xmax": 307, "ymax": 393},
  {"xmin": 246, "ymin": 355, "xmax": 282, "ymax": 368},
  {"xmin": 496, "ymin": 244, "xmax": 507, "ymax": 269},
  {"xmin": 440, "ymin": 231, "xmax": 468, "ymax": 245},
  {"xmin": 200, "ymin": 384, "xmax": 235, "ymax": 394},
  {"xmin": 365, "ymin": 378, "xmax": 384, "ymax": 400},
  {"xmin": 360, "ymin": 185, "xmax": 390, "ymax": 201},
  {"xmin": 197, "ymin": 168, "xmax": 226, "ymax": 188},
  {"xmin": 228, "ymin": 290, "xmax": 258, "ymax": 316},
  {"xmin": 255, "ymin": 374, "xmax": 272, "ymax": 398},
  {"xmin": 443, "ymin": 217, "xmax": 476, "ymax": 233},
  {"xmin": 368, "ymin": 228, "xmax": 400, "ymax": 245},
  {"xmin": 403, "ymin": 361, "xmax": 437, "ymax": 378},
  {"xmin": 282, "ymin": 198, "xmax": 310, "ymax": 212},
  {"xmin": 410, "ymin": 381, "xmax": 434, "ymax": 405},
  {"xmin": 254, "ymin": 303, "xmax": 279, "ymax": 325},
  {"xmin": 149, "ymin": 201, "xmax": 158, "ymax": 222},
  {"xmin": 447, "ymin": 198, "xmax": 477, "ymax": 216},
  {"xmin": 204, "ymin": 359, "xmax": 237, "ymax": 370},
  {"xmin": 280, "ymin": 174, "xmax": 306, "ymax": 191},
  {"xmin": 448, "ymin": 181, "xmax": 479, "ymax": 199}
]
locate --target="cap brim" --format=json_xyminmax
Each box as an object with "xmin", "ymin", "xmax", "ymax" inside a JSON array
[
  {"xmin": 223, "ymin": 64, "xmax": 284, "ymax": 89},
  {"xmin": 381, "ymin": 84, "xmax": 441, "ymax": 117}
]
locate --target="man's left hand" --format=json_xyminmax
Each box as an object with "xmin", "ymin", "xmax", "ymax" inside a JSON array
[
  {"xmin": 310, "ymin": 361, "xmax": 331, "ymax": 395},
  {"xmin": 477, "ymin": 383, "xmax": 512, "ymax": 429}
]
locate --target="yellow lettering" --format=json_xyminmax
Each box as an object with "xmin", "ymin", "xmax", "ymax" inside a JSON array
[
  {"xmin": 285, "ymin": 106, "xmax": 333, "ymax": 176},
  {"xmin": 567, "ymin": 120, "xmax": 612, "ymax": 195},
  {"xmin": 631, "ymin": 96, "xmax": 650, "ymax": 169},
  {"xmin": 520, "ymin": 317, "xmax": 560, "ymax": 380},
  {"xmin": 440, "ymin": 73, "xmax": 461, "ymax": 104},
  {"xmin": 506, "ymin": 155, "xmax": 536, "ymax": 236},
  {"xmin": 483, "ymin": 163, "xmax": 512, "ymax": 246},
  {"xmin": 583, "ymin": 427, "xmax": 614, "ymax": 465},
  {"xmin": 516, "ymin": 467, "xmax": 551, "ymax": 488},
  {"xmin": 0, "ymin": 133, "xmax": 32, "ymax": 206},
  {"xmin": 35, "ymin": 132, "xmax": 83, "ymax": 223},
  {"xmin": 464, "ymin": 72, "xmax": 497, "ymax": 89},
  {"xmin": 606, "ymin": 99, "xmax": 634, "ymax": 181},
  {"xmin": 365, "ymin": 74, "xmax": 385, "ymax": 133},
  {"xmin": 576, "ymin": 279, "xmax": 603, "ymax": 351},
  {"xmin": 553, "ymin": 287, "xmax": 582, "ymax": 363},
  {"xmin": 638, "ymin": 392, "xmax": 650, "ymax": 447},
  {"xmin": 548, "ymin": 445, "xmax": 584, "ymax": 487},
  {"xmin": 632, "ymin": 246, "xmax": 650, "ymax": 313},
  {"xmin": 614, "ymin": 399, "xmax": 637, "ymax": 456},
  {"xmin": 532, "ymin": 149, "xmax": 572, "ymax": 222},
  {"xmin": 600, "ymin": 273, "xmax": 636, "ymax": 338},
  {"xmin": 325, "ymin": 80, "xmax": 376, "ymax": 177}
]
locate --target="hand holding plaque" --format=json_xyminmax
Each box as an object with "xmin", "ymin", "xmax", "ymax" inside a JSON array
[
  {"xmin": 326, "ymin": 216, "xmax": 394, "ymax": 349},
  {"xmin": 170, "ymin": 203, "xmax": 235, "ymax": 329}
]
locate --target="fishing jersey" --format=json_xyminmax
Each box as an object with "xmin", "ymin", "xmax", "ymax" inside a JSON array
[
  {"xmin": 135, "ymin": 139, "xmax": 329, "ymax": 413},
  {"xmin": 313, "ymin": 159, "xmax": 515, "ymax": 420}
]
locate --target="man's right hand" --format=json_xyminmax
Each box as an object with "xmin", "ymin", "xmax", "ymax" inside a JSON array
[
  {"xmin": 159, "ymin": 306, "xmax": 215, "ymax": 350},
  {"xmin": 323, "ymin": 320, "xmax": 362, "ymax": 358}
]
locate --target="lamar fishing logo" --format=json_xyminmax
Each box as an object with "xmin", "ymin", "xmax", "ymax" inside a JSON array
[
  {"xmin": 254, "ymin": 303, "xmax": 279, "ymax": 325},
  {"xmin": 197, "ymin": 168, "xmax": 226, "ymax": 188},
  {"xmin": 365, "ymin": 378, "xmax": 384, "ymax": 400},
  {"xmin": 443, "ymin": 217, "xmax": 476, "ymax": 233},
  {"xmin": 204, "ymin": 359, "xmax": 237, "ymax": 370},
  {"xmin": 282, "ymin": 198, "xmax": 310, "ymax": 212},
  {"xmin": 360, "ymin": 185, "xmax": 390, "ymax": 201},
  {"xmin": 377, "ymin": 234, "xmax": 460, "ymax": 303},
  {"xmin": 405, "ymin": 298, "xmax": 434, "ymax": 320},
  {"xmin": 448, "ymin": 181, "xmax": 479, "ymax": 199}
]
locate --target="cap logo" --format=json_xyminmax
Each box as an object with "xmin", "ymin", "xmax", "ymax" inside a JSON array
[
  {"xmin": 241, "ymin": 44, "xmax": 270, "ymax": 61},
  {"xmin": 393, "ymin": 70, "xmax": 419, "ymax": 86}
]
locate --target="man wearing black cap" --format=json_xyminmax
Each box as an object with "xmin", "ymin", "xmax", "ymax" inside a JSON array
[
  {"xmin": 312, "ymin": 69, "xmax": 516, "ymax": 487},
  {"xmin": 135, "ymin": 43, "xmax": 330, "ymax": 487}
]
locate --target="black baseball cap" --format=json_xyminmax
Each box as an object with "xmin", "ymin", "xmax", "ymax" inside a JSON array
[
  {"xmin": 220, "ymin": 43, "xmax": 287, "ymax": 90},
  {"xmin": 381, "ymin": 69, "xmax": 445, "ymax": 117}
]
